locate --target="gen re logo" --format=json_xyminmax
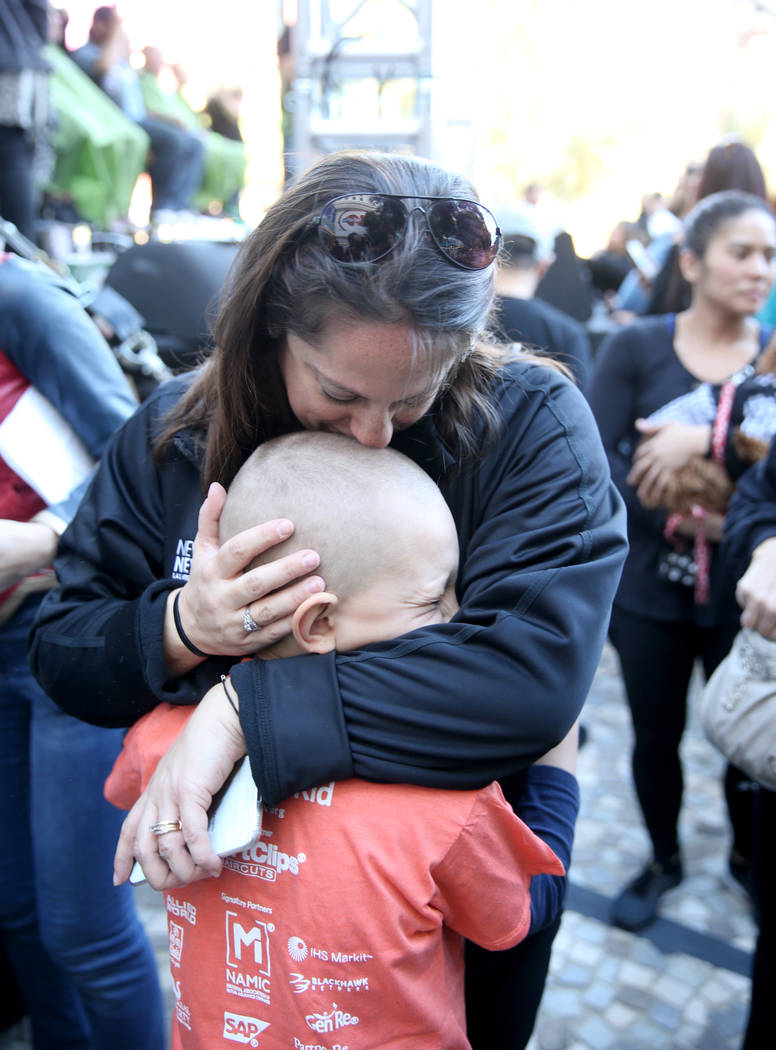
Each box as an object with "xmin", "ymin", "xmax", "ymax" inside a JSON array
[{"xmin": 222, "ymin": 1010, "xmax": 269, "ymax": 1046}]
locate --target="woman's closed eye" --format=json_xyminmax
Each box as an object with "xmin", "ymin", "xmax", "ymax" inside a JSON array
[{"xmin": 321, "ymin": 387, "xmax": 358, "ymax": 403}]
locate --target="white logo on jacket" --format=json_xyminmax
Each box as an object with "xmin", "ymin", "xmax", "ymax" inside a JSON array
[{"xmin": 171, "ymin": 537, "xmax": 194, "ymax": 579}]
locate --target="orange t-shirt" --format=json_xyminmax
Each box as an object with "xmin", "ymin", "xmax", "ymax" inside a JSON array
[{"xmin": 108, "ymin": 707, "xmax": 564, "ymax": 1049}]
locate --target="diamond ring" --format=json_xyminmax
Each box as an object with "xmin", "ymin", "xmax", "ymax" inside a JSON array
[{"xmin": 242, "ymin": 606, "xmax": 261, "ymax": 633}]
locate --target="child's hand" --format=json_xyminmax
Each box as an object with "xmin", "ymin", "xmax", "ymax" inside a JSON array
[
  {"xmin": 113, "ymin": 681, "xmax": 247, "ymax": 890},
  {"xmin": 533, "ymin": 719, "xmax": 579, "ymax": 775}
]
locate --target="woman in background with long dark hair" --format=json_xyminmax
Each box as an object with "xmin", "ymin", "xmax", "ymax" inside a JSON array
[{"xmin": 590, "ymin": 190, "xmax": 776, "ymax": 930}]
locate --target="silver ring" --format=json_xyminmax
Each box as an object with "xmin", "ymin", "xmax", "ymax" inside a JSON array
[
  {"xmin": 242, "ymin": 605, "xmax": 261, "ymax": 633},
  {"xmin": 150, "ymin": 819, "xmax": 183, "ymax": 836}
]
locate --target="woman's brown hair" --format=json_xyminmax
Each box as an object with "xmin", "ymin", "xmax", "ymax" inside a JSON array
[{"xmin": 155, "ymin": 150, "xmax": 517, "ymax": 489}]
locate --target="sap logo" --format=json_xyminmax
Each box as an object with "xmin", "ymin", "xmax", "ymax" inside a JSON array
[
  {"xmin": 293, "ymin": 781, "xmax": 335, "ymax": 807},
  {"xmin": 226, "ymin": 912, "xmax": 271, "ymax": 976},
  {"xmin": 222, "ymin": 1011, "xmax": 270, "ymax": 1046},
  {"xmin": 171, "ymin": 538, "xmax": 194, "ymax": 579}
]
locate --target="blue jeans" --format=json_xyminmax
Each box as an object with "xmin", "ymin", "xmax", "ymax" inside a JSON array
[
  {"xmin": 139, "ymin": 117, "xmax": 205, "ymax": 212},
  {"xmin": 0, "ymin": 596, "xmax": 166, "ymax": 1050}
]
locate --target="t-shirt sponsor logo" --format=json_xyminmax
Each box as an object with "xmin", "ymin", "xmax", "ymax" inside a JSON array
[
  {"xmin": 222, "ymin": 1010, "xmax": 270, "ymax": 1046},
  {"xmin": 169, "ymin": 920, "xmax": 184, "ymax": 965},
  {"xmin": 305, "ymin": 1004, "xmax": 359, "ymax": 1034},
  {"xmin": 288, "ymin": 936, "xmax": 374, "ymax": 966},
  {"xmin": 173, "ymin": 980, "xmax": 191, "ymax": 1031},
  {"xmin": 220, "ymin": 891, "xmax": 272, "ymax": 916},
  {"xmin": 292, "ymin": 782, "xmax": 335, "ymax": 807},
  {"xmin": 166, "ymin": 896, "xmax": 197, "ymax": 924},
  {"xmin": 303, "ymin": 944, "xmax": 373, "ymax": 965},
  {"xmin": 293, "ymin": 1041, "xmax": 353, "ymax": 1050},
  {"xmin": 225, "ymin": 912, "xmax": 273, "ymax": 1005},
  {"xmin": 225, "ymin": 841, "xmax": 306, "ymax": 881},
  {"xmin": 290, "ymin": 973, "xmax": 369, "ymax": 994}
]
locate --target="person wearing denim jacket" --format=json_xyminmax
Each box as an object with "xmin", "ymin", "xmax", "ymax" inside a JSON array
[{"xmin": 0, "ymin": 253, "xmax": 165, "ymax": 1049}]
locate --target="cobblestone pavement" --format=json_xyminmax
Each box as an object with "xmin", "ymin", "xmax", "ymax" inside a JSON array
[{"xmin": 1, "ymin": 643, "xmax": 755, "ymax": 1049}]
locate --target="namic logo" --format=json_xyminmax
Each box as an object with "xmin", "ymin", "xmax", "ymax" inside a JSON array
[
  {"xmin": 225, "ymin": 912, "xmax": 273, "ymax": 1006},
  {"xmin": 222, "ymin": 1010, "xmax": 270, "ymax": 1046}
]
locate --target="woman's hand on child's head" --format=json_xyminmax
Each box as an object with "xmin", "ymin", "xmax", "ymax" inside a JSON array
[
  {"xmin": 627, "ymin": 421, "xmax": 712, "ymax": 508},
  {"xmin": 164, "ymin": 482, "xmax": 326, "ymax": 672},
  {"xmin": 113, "ymin": 681, "xmax": 248, "ymax": 890}
]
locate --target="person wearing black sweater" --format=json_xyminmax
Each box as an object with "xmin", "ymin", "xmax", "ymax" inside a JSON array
[{"xmin": 589, "ymin": 190, "xmax": 776, "ymax": 931}]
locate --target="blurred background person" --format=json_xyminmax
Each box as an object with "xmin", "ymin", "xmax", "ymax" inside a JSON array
[
  {"xmin": 644, "ymin": 140, "xmax": 768, "ymax": 317},
  {"xmin": 495, "ymin": 202, "xmax": 592, "ymax": 390},
  {"xmin": 588, "ymin": 190, "xmax": 776, "ymax": 931},
  {"xmin": 0, "ymin": 252, "xmax": 166, "ymax": 1049},
  {"xmin": 72, "ymin": 4, "xmax": 204, "ymax": 221},
  {"xmin": 0, "ymin": 0, "xmax": 50, "ymax": 241},
  {"xmin": 611, "ymin": 162, "xmax": 703, "ymax": 320},
  {"xmin": 723, "ymin": 439, "xmax": 776, "ymax": 1050}
]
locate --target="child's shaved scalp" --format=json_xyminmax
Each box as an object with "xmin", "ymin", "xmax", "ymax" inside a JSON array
[{"xmin": 220, "ymin": 432, "xmax": 453, "ymax": 598}]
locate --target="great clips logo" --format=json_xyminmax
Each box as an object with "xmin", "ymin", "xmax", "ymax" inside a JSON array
[{"xmin": 225, "ymin": 841, "xmax": 306, "ymax": 882}]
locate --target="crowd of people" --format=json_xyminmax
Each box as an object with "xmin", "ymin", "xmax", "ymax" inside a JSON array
[
  {"xmin": 1, "ymin": 8, "xmax": 775, "ymax": 1048},
  {"xmin": 0, "ymin": 2, "xmax": 246, "ymax": 238}
]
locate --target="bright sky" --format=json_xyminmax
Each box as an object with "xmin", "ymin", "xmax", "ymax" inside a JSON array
[{"xmin": 59, "ymin": 0, "xmax": 776, "ymax": 252}]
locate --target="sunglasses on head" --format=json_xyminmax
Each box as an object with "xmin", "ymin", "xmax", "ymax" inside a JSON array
[{"xmin": 308, "ymin": 193, "xmax": 502, "ymax": 270}]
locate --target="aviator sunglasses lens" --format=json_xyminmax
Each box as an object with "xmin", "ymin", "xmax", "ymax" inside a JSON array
[
  {"xmin": 426, "ymin": 200, "xmax": 500, "ymax": 270},
  {"xmin": 318, "ymin": 195, "xmax": 408, "ymax": 262}
]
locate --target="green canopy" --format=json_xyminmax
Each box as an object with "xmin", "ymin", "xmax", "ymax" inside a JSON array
[
  {"xmin": 44, "ymin": 45, "xmax": 150, "ymax": 229},
  {"xmin": 139, "ymin": 72, "xmax": 247, "ymax": 214}
]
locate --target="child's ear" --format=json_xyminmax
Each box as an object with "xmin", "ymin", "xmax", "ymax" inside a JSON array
[{"xmin": 292, "ymin": 592, "xmax": 339, "ymax": 655}]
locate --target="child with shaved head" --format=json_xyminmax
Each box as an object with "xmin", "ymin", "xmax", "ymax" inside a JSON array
[{"xmin": 107, "ymin": 432, "xmax": 579, "ymax": 1050}]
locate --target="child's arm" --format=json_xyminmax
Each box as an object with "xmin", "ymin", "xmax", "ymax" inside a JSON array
[
  {"xmin": 532, "ymin": 719, "xmax": 579, "ymax": 775},
  {"xmin": 513, "ymin": 721, "xmax": 581, "ymax": 933}
]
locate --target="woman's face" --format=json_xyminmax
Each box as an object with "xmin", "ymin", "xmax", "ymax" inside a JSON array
[
  {"xmin": 279, "ymin": 319, "xmax": 447, "ymax": 448},
  {"xmin": 685, "ymin": 209, "xmax": 776, "ymax": 316}
]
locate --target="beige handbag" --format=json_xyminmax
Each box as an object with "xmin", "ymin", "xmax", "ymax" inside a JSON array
[{"xmin": 700, "ymin": 628, "xmax": 776, "ymax": 790}]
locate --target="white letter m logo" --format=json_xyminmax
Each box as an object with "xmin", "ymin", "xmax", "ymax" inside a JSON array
[{"xmin": 226, "ymin": 912, "xmax": 270, "ymax": 975}]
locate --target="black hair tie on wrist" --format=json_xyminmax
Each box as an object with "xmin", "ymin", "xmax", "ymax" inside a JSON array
[
  {"xmin": 221, "ymin": 675, "xmax": 239, "ymax": 715},
  {"xmin": 172, "ymin": 589, "xmax": 210, "ymax": 658}
]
